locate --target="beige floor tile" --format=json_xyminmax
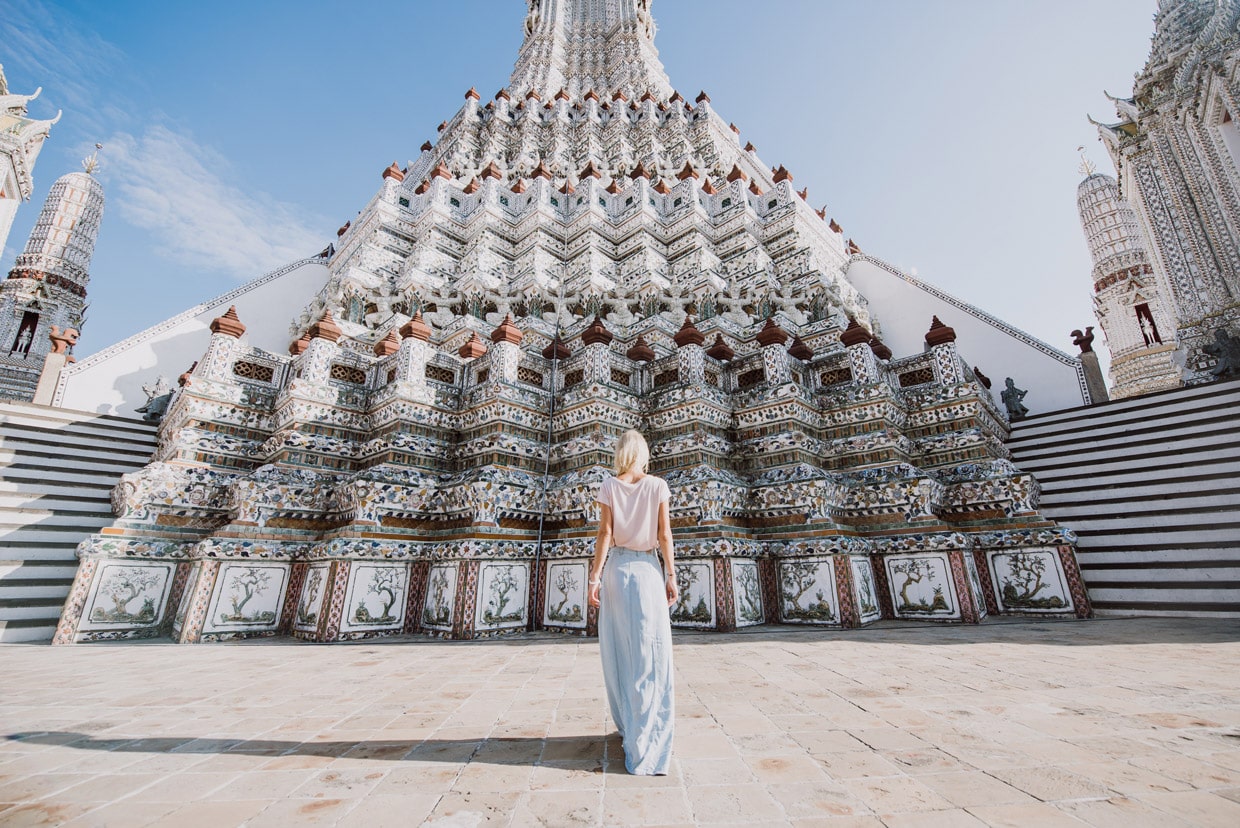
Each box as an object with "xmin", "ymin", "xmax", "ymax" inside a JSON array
[
  {"xmin": 510, "ymin": 789, "xmax": 602, "ymax": 826},
  {"xmin": 913, "ymin": 771, "xmax": 1037, "ymax": 807},
  {"xmin": 988, "ymin": 765, "xmax": 1114, "ymax": 801},
  {"xmin": 766, "ymin": 781, "xmax": 870, "ymax": 818},
  {"xmin": 244, "ymin": 797, "xmax": 355, "ymax": 826},
  {"xmin": 124, "ymin": 771, "xmax": 238, "ymax": 803},
  {"xmin": 680, "ymin": 757, "xmax": 758, "ymax": 787},
  {"xmin": 811, "ymin": 751, "xmax": 904, "ymax": 779},
  {"xmin": 844, "ymin": 776, "xmax": 955, "ymax": 814},
  {"xmin": 288, "ymin": 767, "xmax": 387, "ymax": 800},
  {"xmin": 424, "ymin": 790, "xmax": 523, "ymax": 825},
  {"xmin": 965, "ymin": 802, "xmax": 1090, "ymax": 827},
  {"xmin": 687, "ymin": 781, "xmax": 782, "ymax": 822},
  {"xmin": 788, "ymin": 817, "xmax": 884, "ymax": 828},
  {"xmin": 601, "ymin": 788, "xmax": 693, "ymax": 824},
  {"xmin": 1143, "ymin": 790, "xmax": 1240, "ymax": 827},
  {"xmin": 881, "ymin": 808, "xmax": 989, "ymax": 827},
  {"xmin": 0, "ymin": 801, "xmax": 96, "ymax": 827},
  {"xmin": 1057, "ymin": 796, "xmax": 1198, "ymax": 828},
  {"xmin": 335, "ymin": 792, "xmax": 441, "ymax": 827},
  {"xmin": 745, "ymin": 754, "xmax": 833, "ymax": 785}
]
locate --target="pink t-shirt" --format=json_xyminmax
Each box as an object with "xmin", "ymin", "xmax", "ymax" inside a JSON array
[{"xmin": 596, "ymin": 475, "xmax": 671, "ymax": 552}]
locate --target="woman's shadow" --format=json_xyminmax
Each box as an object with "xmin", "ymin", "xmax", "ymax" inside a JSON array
[{"xmin": 6, "ymin": 731, "xmax": 617, "ymax": 769}]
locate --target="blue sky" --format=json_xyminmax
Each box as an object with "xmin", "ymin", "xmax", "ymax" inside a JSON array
[{"xmin": 3, "ymin": 0, "xmax": 1156, "ymax": 366}]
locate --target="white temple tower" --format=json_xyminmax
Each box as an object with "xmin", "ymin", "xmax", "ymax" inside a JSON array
[
  {"xmin": 1077, "ymin": 168, "xmax": 1182, "ymax": 398},
  {"xmin": 1091, "ymin": 0, "xmax": 1240, "ymax": 381},
  {"xmin": 0, "ymin": 151, "xmax": 105, "ymax": 400},
  {"xmin": 0, "ymin": 64, "xmax": 61, "ymax": 257}
]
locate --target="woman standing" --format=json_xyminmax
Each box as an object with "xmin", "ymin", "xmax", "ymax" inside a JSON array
[{"xmin": 588, "ymin": 429, "xmax": 678, "ymax": 776}]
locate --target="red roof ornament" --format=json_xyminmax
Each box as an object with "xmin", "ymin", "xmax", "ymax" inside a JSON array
[
  {"xmin": 558, "ymin": 179, "xmax": 575, "ymax": 195},
  {"xmin": 756, "ymin": 317, "xmax": 789, "ymax": 347},
  {"xmin": 465, "ymin": 87, "xmax": 480, "ymax": 101},
  {"xmin": 701, "ymin": 179, "xmax": 717, "ymax": 195},
  {"xmin": 431, "ymin": 162, "xmax": 452, "ymax": 179},
  {"xmin": 925, "ymin": 316, "xmax": 958, "ymax": 346},
  {"xmin": 414, "ymin": 180, "xmax": 429, "ymax": 195},
  {"xmin": 480, "ymin": 161, "xmax": 503, "ymax": 180},
  {"xmin": 542, "ymin": 336, "xmax": 571, "ymax": 360},
  {"xmin": 626, "ymin": 335, "xmax": 655, "ymax": 362},
  {"xmin": 399, "ymin": 310, "xmax": 432, "ymax": 342},
  {"xmin": 673, "ymin": 315, "xmax": 705, "ymax": 348},
  {"xmin": 490, "ymin": 314, "xmax": 524, "ymax": 345},
  {"xmin": 695, "ymin": 91, "xmax": 711, "ymax": 104},
  {"xmin": 531, "ymin": 161, "xmax": 552, "ymax": 180},
  {"xmin": 612, "ymin": 90, "xmax": 627, "ymax": 101},
  {"xmin": 829, "ymin": 218, "xmax": 843, "ymax": 234},
  {"xmin": 726, "ymin": 165, "xmax": 748, "ymax": 182},
  {"xmin": 797, "ymin": 187, "xmax": 809, "ymax": 200},
  {"xmin": 669, "ymin": 90, "xmax": 684, "ymax": 103},
  {"xmin": 420, "ymin": 140, "xmax": 433, "ymax": 152},
  {"xmin": 458, "ymin": 332, "xmax": 488, "ymax": 359},
  {"xmin": 308, "ymin": 309, "xmax": 342, "ymax": 343},
  {"xmin": 584, "ymin": 88, "xmax": 599, "ymax": 102},
  {"xmin": 581, "ymin": 315, "xmax": 614, "ymax": 346},
  {"xmin": 495, "ymin": 88, "xmax": 511, "ymax": 100},
  {"xmin": 336, "ymin": 220, "xmax": 351, "ymax": 237},
  {"xmin": 382, "ymin": 162, "xmax": 404, "ymax": 181},
  {"xmin": 773, "ymin": 166, "xmax": 793, "ymax": 183},
  {"xmin": 462, "ymin": 178, "xmax": 481, "ymax": 194},
  {"xmin": 511, "ymin": 179, "xmax": 528, "ymax": 193},
  {"xmin": 605, "ymin": 179, "xmax": 623, "ymax": 194},
  {"xmin": 525, "ymin": 89, "xmax": 540, "ymax": 100},
  {"xmin": 629, "ymin": 161, "xmax": 651, "ymax": 180},
  {"xmin": 748, "ymin": 180, "xmax": 763, "ymax": 196},
  {"xmin": 554, "ymin": 88, "xmax": 570, "ymax": 101},
  {"xmin": 210, "ymin": 305, "xmax": 246, "ymax": 338},
  {"xmin": 869, "ymin": 335, "xmax": 892, "ymax": 361},
  {"xmin": 846, "ymin": 239, "xmax": 862, "ymax": 255},
  {"xmin": 580, "ymin": 160, "xmax": 603, "ymax": 178},
  {"xmin": 374, "ymin": 329, "xmax": 401, "ymax": 356},
  {"xmin": 676, "ymin": 162, "xmax": 698, "ymax": 180},
  {"xmin": 289, "ymin": 331, "xmax": 311, "ymax": 355},
  {"xmin": 706, "ymin": 333, "xmax": 735, "ymax": 362},
  {"xmin": 653, "ymin": 179, "xmax": 672, "ymax": 194},
  {"xmin": 788, "ymin": 335, "xmax": 814, "ymax": 361},
  {"xmin": 744, "ymin": 141, "xmax": 756, "ymax": 152},
  {"xmin": 839, "ymin": 318, "xmax": 871, "ymax": 347}
]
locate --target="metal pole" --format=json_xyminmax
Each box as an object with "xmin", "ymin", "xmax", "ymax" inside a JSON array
[{"xmin": 528, "ymin": 319, "xmax": 560, "ymax": 632}]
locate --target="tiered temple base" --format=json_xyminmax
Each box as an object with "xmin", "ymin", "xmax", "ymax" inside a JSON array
[{"xmin": 53, "ymin": 304, "xmax": 1090, "ymax": 645}]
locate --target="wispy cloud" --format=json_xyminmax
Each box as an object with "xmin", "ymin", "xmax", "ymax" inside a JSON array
[
  {"xmin": 0, "ymin": 0, "xmax": 129, "ymax": 134},
  {"xmin": 103, "ymin": 126, "xmax": 329, "ymax": 279}
]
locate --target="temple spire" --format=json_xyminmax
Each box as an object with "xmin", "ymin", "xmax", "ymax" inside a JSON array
[{"xmin": 510, "ymin": 0, "xmax": 672, "ymax": 100}]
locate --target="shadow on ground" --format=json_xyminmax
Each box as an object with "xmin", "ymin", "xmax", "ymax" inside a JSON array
[{"xmin": 5, "ymin": 731, "xmax": 617, "ymax": 768}]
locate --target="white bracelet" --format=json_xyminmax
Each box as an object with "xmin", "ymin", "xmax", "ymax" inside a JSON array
[{"xmin": 589, "ymin": 578, "xmax": 600, "ymax": 585}]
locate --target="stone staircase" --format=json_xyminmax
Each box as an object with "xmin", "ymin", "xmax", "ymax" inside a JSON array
[
  {"xmin": 1007, "ymin": 379, "xmax": 1240, "ymax": 617},
  {"xmin": 0, "ymin": 402, "xmax": 157, "ymax": 642}
]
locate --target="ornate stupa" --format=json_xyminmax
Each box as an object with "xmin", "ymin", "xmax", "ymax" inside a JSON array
[
  {"xmin": 1088, "ymin": 0, "xmax": 1240, "ymax": 383},
  {"xmin": 1077, "ymin": 162, "xmax": 1183, "ymax": 398},
  {"xmin": 54, "ymin": 1, "xmax": 1090, "ymax": 645},
  {"xmin": 0, "ymin": 149, "xmax": 104, "ymax": 400}
]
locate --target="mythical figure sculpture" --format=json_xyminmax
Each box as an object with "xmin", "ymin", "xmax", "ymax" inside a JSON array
[
  {"xmin": 136, "ymin": 376, "xmax": 173, "ymax": 423},
  {"xmin": 1202, "ymin": 327, "xmax": 1240, "ymax": 379},
  {"xmin": 1001, "ymin": 378, "xmax": 1029, "ymax": 421},
  {"xmin": 1070, "ymin": 326, "xmax": 1096, "ymax": 353}
]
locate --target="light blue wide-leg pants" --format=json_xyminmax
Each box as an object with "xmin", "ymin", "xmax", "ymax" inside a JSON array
[{"xmin": 598, "ymin": 546, "xmax": 675, "ymax": 775}]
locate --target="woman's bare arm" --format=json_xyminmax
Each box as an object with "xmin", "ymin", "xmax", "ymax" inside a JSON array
[
  {"xmin": 657, "ymin": 500, "xmax": 678, "ymax": 607},
  {"xmin": 588, "ymin": 503, "xmax": 612, "ymax": 608}
]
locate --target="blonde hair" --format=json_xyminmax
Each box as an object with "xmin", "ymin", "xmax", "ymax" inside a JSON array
[{"xmin": 613, "ymin": 429, "xmax": 650, "ymax": 475}]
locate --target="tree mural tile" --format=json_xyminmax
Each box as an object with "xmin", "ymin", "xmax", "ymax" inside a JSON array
[
  {"xmin": 731, "ymin": 559, "xmax": 763, "ymax": 627},
  {"xmin": 850, "ymin": 557, "xmax": 882, "ymax": 624},
  {"xmin": 202, "ymin": 563, "xmax": 289, "ymax": 633},
  {"xmin": 884, "ymin": 554, "xmax": 959, "ymax": 619},
  {"xmin": 475, "ymin": 562, "xmax": 529, "ymax": 630},
  {"xmin": 80, "ymin": 562, "xmax": 175, "ymax": 632},
  {"xmin": 342, "ymin": 564, "xmax": 409, "ymax": 631},
  {"xmin": 543, "ymin": 561, "xmax": 587, "ymax": 629},
  {"xmin": 779, "ymin": 558, "xmax": 838, "ymax": 624},
  {"xmin": 988, "ymin": 549, "xmax": 1074, "ymax": 613},
  {"xmin": 421, "ymin": 563, "xmax": 457, "ymax": 631},
  {"xmin": 671, "ymin": 561, "xmax": 715, "ymax": 628},
  {"xmin": 294, "ymin": 563, "xmax": 331, "ymax": 632}
]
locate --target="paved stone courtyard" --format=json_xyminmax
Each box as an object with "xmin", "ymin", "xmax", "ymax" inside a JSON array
[{"xmin": 1, "ymin": 618, "xmax": 1239, "ymax": 827}]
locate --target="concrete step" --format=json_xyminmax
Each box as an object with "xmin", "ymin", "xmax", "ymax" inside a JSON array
[
  {"xmin": 1009, "ymin": 380, "xmax": 1240, "ymax": 437},
  {"xmin": 1012, "ymin": 433, "xmax": 1240, "ymax": 471},
  {"xmin": 0, "ymin": 402, "xmax": 157, "ymax": 436},
  {"xmin": 0, "ymin": 467, "xmax": 137, "ymax": 489},
  {"xmin": 1039, "ymin": 477, "xmax": 1240, "ymax": 503},
  {"xmin": 1072, "ymin": 525, "xmax": 1240, "ymax": 545},
  {"xmin": 0, "ymin": 492, "xmax": 112, "ymax": 511},
  {"xmin": 0, "ymin": 423, "xmax": 157, "ymax": 453},
  {"xmin": 1040, "ymin": 491, "xmax": 1240, "ymax": 518},
  {"xmin": 0, "ymin": 454, "xmax": 150, "ymax": 476},
  {"xmin": 0, "ymin": 560, "xmax": 79, "ymax": 581},
  {"xmin": 0, "ymin": 509, "xmax": 116, "ymax": 528},
  {"xmin": 1087, "ymin": 586, "xmax": 1240, "ymax": 611},
  {"xmin": 0, "ymin": 618, "xmax": 58, "ymax": 643},
  {"xmin": 0, "ymin": 523, "xmax": 116, "ymax": 544},
  {"xmin": 0, "ymin": 598, "xmax": 65, "ymax": 621},
  {"xmin": 1076, "ymin": 548, "xmax": 1240, "ymax": 566},
  {"xmin": 0, "ymin": 543, "xmax": 83, "ymax": 562},
  {"xmin": 1008, "ymin": 415, "xmax": 1239, "ymax": 459},
  {"xmin": 0, "ymin": 582, "xmax": 70, "ymax": 600},
  {"xmin": 1014, "ymin": 450, "xmax": 1240, "ymax": 482},
  {"xmin": 0, "ymin": 439, "xmax": 155, "ymax": 466}
]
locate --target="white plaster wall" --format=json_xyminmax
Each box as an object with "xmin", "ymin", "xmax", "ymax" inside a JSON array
[
  {"xmin": 56, "ymin": 259, "xmax": 328, "ymax": 415},
  {"xmin": 847, "ymin": 256, "xmax": 1087, "ymax": 415}
]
